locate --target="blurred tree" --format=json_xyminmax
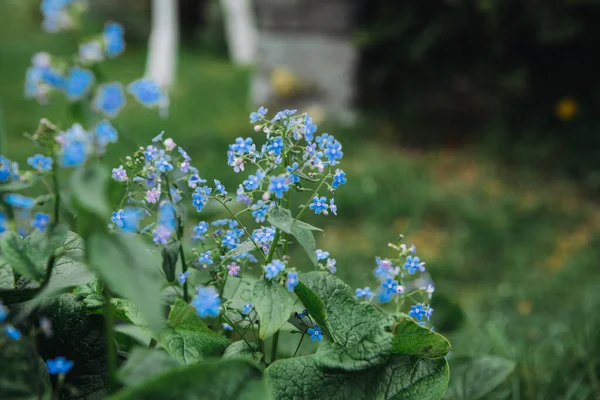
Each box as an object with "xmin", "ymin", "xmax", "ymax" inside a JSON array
[{"xmin": 146, "ymin": 0, "xmax": 179, "ymax": 89}]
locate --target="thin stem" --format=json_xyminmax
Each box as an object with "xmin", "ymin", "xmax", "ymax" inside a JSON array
[
  {"xmin": 51, "ymin": 163, "xmax": 60, "ymax": 228},
  {"xmin": 271, "ymin": 330, "xmax": 280, "ymax": 363},
  {"xmin": 164, "ymin": 174, "xmax": 189, "ymax": 302},
  {"xmin": 266, "ymin": 229, "xmax": 281, "ymax": 263},
  {"xmin": 293, "ymin": 173, "xmax": 330, "ymax": 222},
  {"xmin": 215, "ymin": 198, "xmax": 266, "ymax": 262},
  {"xmin": 103, "ymin": 287, "xmax": 117, "ymax": 393},
  {"xmin": 293, "ymin": 333, "xmax": 305, "ymax": 357},
  {"xmin": 222, "ymin": 314, "xmax": 253, "ymax": 350}
]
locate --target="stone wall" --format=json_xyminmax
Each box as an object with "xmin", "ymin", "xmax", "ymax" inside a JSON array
[{"xmin": 251, "ymin": 0, "xmax": 358, "ymax": 123}]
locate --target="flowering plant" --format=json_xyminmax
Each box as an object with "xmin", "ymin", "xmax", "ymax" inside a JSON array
[{"xmin": 0, "ymin": 2, "xmax": 452, "ymax": 399}]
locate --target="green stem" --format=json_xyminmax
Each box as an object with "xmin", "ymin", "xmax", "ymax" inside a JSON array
[
  {"xmin": 164, "ymin": 175, "xmax": 189, "ymax": 302},
  {"xmin": 215, "ymin": 198, "xmax": 267, "ymax": 262},
  {"xmin": 293, "ymin": 173, "xmax": 330, "ymax": 222},
  {"xmin": 271, "ymin": 331, "xmax": 280, "ymax": 363},
  {"xmin": 266, "ymin": 229, "xmax": 281, "ymax": 263},
  {"xmin": 293, "ymin": 333, "xmax": 305, "ymax": 357},
  {"xmin": 51, "ymin": 163, "xmax": 60, "ymax": 228},
  {"xmin": 222, "ymin": 314, "xmax": 253, "ymax": 350},
  {"xmin": 103, "ymin": 287, "xmax": 117, "ymax": 393}
]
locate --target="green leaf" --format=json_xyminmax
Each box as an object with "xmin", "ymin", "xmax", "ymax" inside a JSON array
[
  {"xmin": 392, "ymin": 318, "xmax": 452, "ymax": 359},
  {"xmin": 223, "ymin": 341, "xmax": 263, "ymax": 363},
  {"xmin": 0, "ymin": 176, "xmax": 40, "ymax": 192},
  {"xmin": 266, "ymin": 354, "xmax": 449, "ymax": 400},
  {"xmin": 294, "ymin": 169, "xmax": 320, "ymax": 182},
  {"xmin": 88, "ymin": 233, "xmax": 165, "ymax": 332},
  {"xmin": 0, "ymin": 231, "xmax": 45, "ymax": 281},
  {"xmin": 158, "ymin": 299, "xmax": 230, "ymax": 364},
  {"xmin": 267, "ymin": 208, "xmax": 319, "ymax": 266},
  {"xmin": 0, "ymin": 259, "xmax": 13, "ymax": 288},
  {"xmin": 70, "ymin": 164, "xmax": 111, "ymax": 218},
  {"xmin": 226, "ymin": 240, "xmax": 259, "ymax": 258},
  {"xmin": 161, "ymin": 241, "xmax": 179, "ymax": 283},
  {"xmin": 118, "ymin": 347, "xmax": 181, "ymax": 387},
  {"xmin": 251, "ymin": 280, "xmax": 295, "ymax": 340},
  {"xmin": 109, "ymin": 359, "xmax": 269, "ymax": 400},
  {"xmin": 35, "ymin": 294, "xmax": 116, "ymax": 399},
  {"xmin": 0, "ymin": 337, "xmax": 52, "ymax": 400},
  {"xmin": 295, "ymin": 272, "xmax": 384, "ymax": 346},
  {"xmin": 445, "ymin": 356, "xmax": 516, "ymax": 400}
]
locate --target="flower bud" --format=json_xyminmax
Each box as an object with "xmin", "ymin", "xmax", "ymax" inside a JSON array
[{"xmin": 262, "ymin": 191, "xmax": 270, "ymax": 201}]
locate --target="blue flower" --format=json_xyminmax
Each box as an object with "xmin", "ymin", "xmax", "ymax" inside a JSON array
[
  {"xmin": 192, "ymin": 186, "xmax": 212, "ymax": 212},
  {"xmin": 286, "ymin": 162, "xmax": 300, "ymax": 183},
  {"xmin": 308, "ymin": 325, "xmax": 323, "ymax": 341},
  {"xmin": 251, "ymin": 200, "xmax": 270, "ymax": 223},
  {"xmin": 192, "ymin": 286, "xmax": 221, "ymax": 318},
  {"xmin": 250, "ymin": 106, "xmax": 268, "ymax": 123},
  {"xmin": 0, "ymin": 156, "xmax": 15, "ymax": 182},
  {"xmin": 111, "ymin": 209, "xmax": 125, "ymax": 228},
  {"xmin": 199, "ymin": 250, "xmax": 213, "ymax": 266},
  {"xmin": 179, "ymin": 271, "xmax": 191, "ymax": 285},
  {"xmin": 271, "ymin": 109, "xmax": 297, "ymax": 122},
  {"xmin": 152, "ymin": 131, "xmax": 165, "ymax": 143},
  {"xmin": 93, "ymin": 82, "xmax": 126, "ymax": 118},
  {"xmin": 376, "ymin": 290, "xmax": 394, "ymax": 304},
  {"xmin": 60, "ymin": 141, "xmax": 87, "ymax": 167},
  {"xmin": 309, "ymin": 196, "xmax": 328, "ymax": 214},
  {"xmin": 104, "ymin": 22, "xmax": 125, "ymax": 58},
  {"xmin": 243, "ymin": 170, "xmax": 265, "ymax": 191},
  {"xmin": 303, "ymin": 115, "xmax": 317, "ymax": 142},
  {"xmin": 381, "ymin": 278, "xmax": 399, "ymax": 295},
  {"xmin": 332, "ymin": 169, "xmax": 347, "ymax": 189},
  {"xmin": 324, "ymin": 140, "xmax": 343, "ymax": 163},
  {"xmin": 243, "ymin": 302, "xmax": 253, "ymax": 315},
  {"xmin": 266, "ymin": 137, "xmax": 284, "ymax": 156},
  {"xmin": 268, "ymin": 175, "xmax": 289, "ymax": 199},
  {"xmin": 32, "ymin": 213, "xmax": 50, "ymax": 232},
  {"xmin": 326, "ymin": 258, "xmax": 337, "ymax": 274},
  {"xmin": 0, "ymin": 301, "xmax": 7, "ymax": 322},
  {"xmin": 112, "ymin": 165, "xmax": 128, "ymax": 182},
  {"xmin": 192, "ymin": 221, "xmax": 209, "ymax": 241},
  {"xmin": 27, "ymin": 154, "xmax": 53, "ymax": 172},
  {"xmin": 315, "ymin": 133, "xmax": 334, "ymax": 149},
  {"xmin": 329, "ymin": 198, "xmax": 337, "ymax": 215},
  {"xmin": 0, "ymin": 212, "xmax": 6, "ymax": 234},
  {"xmin": 231, "ymin": 137, "xmax": 253, "ymax": 154},
  {"xmin": 297, "ymin": 309, "xmax": 309, "ymax": 319},
  {"xmin": 315, "ymin": 249, "xmax": 329, "ymax": 261},
  {"xmin": 79, "ymin": 40, "xmax": 104, "ymax": 63},
  {"xmin": 120, "ymin": 208, "xmax": 143, "ymax": 233},
  {"xmin": 221, "ymin": 230, "xmax": 240, "ymax": 250},
  {"xmin": 64, "ymin": 67, "xmax": 94, "ymax": 101},
  {"xmin": 152, "ymin": 225, "xmax": 171, "ymax": 245},
  {"xmin": 95, "ymin": 120, "xmax": 118, "ymax": 147},
  {"xmin": 5, "ymin": 325, "xmax": 22, "ymax": 340},
  {"xmin": 355, "ymin": 287, "xmax": 372, "ymax": 299},
  {"xmin": 4, "ymin": 194, "xmax": 34, "ymax": 209},
  {"xmin": 41, "ymin": 67, "xmax": 65, "ymax": 89},
  {"xmin": 156, "ymin": 157, "xmax": 173, "ymax": 173},
  {"xmin": 214, "ymin": 179, "xmax": 227, "ymax": 195},
  {"xmin": 222, "ymin": 323, "xmax": 233, "ymax": 331},
  {"xmin": 403, "ymin": 255, "xmax": 423, "ymax": 275},
  {"xmin": 264, "ymin": 260, "xmax": 285, "ymax": 279},
  {"xmin": 46, "ymin": 356, "xmax": 74, "ymax": 375},
  {"xmin": 128, "ymin": 78, "xmax": 163, "ymax": 107},
  {"xmin": 286, "ymin": 271, "xmax": 298, "ymax": 292},
  {"xmin": 409, "ymin": 304, "xmax": 433, "ymax": 321}
]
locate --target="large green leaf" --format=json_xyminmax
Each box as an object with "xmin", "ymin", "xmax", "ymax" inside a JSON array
[
  {"xmin": 445, "ymin": 356, "xmax": 516, "ymax": 400},
  {"xmin": 0, "ymin": 231, "xmax": 45, "ymax": 281},
  {"xmin": 392, "ymin": 318, "xmax": 451, "ymax": 359},
  {"xmin": 161, "ymin": 241, "xmax": 179, "ymax": 283},
  {"xmin": 267, "ymin": 207, "xmax": 318, "ymax": 266},
  {"xmin": 0, "ymin": 337, "xmax": 52, "ymax": 400},
  {"xmin": 35, "ymin": 294, "xmax": 115, "ymax": 399},
  {"xmin": 109, "ymin": 359, "xmax": 269, "ymax": 400},
  {"xmin": 118, "ymin": 347, "xmax": 181, "ymax": 386},
  {"xmin": 0, "ymin": 259, "xmax": 13, "ymax": 288},
  {"xmin": 266, "ymin": 354, "xmax": 449, "ymax": 400},
  {"xmin": 157, "ymin": 299, "xmax": 230, "ymax": 364},
  {"xmin": 223, "ymin": 340, "xmax": 263, "ymax": 363},
  {"xmin": 0, "ymin": 176, "xmax": 40, "ymax": 192},
  {"xmin": 70, "ymin": 164, "xmax": 111, "ymax": 218},
  {"xmin": 251, "ymin": 280, "xmax": 295, "ymax": 340},
  {"xmin": 87, "ymin": 233, "xmax": 165, "ymax": 332},
  {"xmin": 295, "ymin": 272, "xmax": 384, "ymax": 347}
]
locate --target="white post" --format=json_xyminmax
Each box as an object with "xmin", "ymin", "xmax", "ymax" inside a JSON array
[
  {"xmin": 219, "ymin": 0, "xmax": 257, "ymax": 66},
  {"xmin": 145, "ymin": 0, "xmax": 179, "ymax": 89}
]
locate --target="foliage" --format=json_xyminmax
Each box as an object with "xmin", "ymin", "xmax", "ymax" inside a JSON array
[{"xmin": 0, "ymin": 2, "xmax": 457, "ymax": 399}]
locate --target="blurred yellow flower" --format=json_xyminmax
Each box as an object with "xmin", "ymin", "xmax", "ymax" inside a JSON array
[
  {"xmin": 517, "ymin": 300, "xmax": 533, "ymax": 316},
  {"xmin": 271, "ymin": 66, "xmax": 299, "ymax": 98},
  {"xmin": 555, "ymin": 96, "xmax": 578, "ymax": 121}
]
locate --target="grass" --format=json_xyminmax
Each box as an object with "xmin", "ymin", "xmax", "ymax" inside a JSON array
[{"xmin": 2, "ymin": 2, "xmax": 600, "ymax": 398}]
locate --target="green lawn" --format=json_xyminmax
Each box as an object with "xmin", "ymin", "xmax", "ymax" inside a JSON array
[{"xmin": 2, "ymin": 2, "xmax": 600, "ymax": 397}]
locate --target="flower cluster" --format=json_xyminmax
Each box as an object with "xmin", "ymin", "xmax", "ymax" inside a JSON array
[
  {"xmin": 40, "ymin": 0, "xmax": 86, "ymax": 33},
  {"xmin": 352, "ymin": 237, "xmax": 435, "ymax": 328}
]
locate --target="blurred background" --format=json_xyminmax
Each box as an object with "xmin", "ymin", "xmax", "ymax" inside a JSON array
[{"xmin": 2, "ymin": 0, "xmax": 600, "ymax": 398}]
